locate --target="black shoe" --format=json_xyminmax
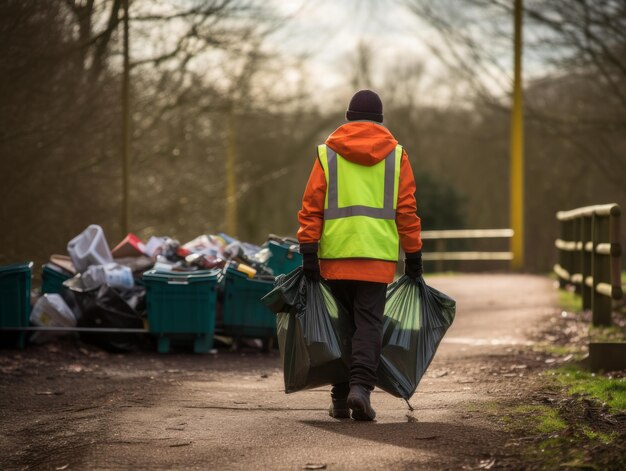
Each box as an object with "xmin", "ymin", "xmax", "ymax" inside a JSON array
[
  {"xmin": 347, "ymin": 384, "xmax": 376, "ymax": 421},
  {"xmin": 328, "ymin": 398, "xmax": 350, "ymax": 419},
  {"xmin": 328, "ymin": 384, "xmax": 350, "ymax": 419}
]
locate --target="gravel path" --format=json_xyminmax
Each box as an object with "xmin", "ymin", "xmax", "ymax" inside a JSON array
[{"xmin": 0, "ymin": 274, "xmax": 557, "ymax": 470}]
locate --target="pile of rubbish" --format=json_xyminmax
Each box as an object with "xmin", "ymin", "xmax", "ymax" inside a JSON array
[
  {"xmin": 29, "ymin": 224, "xmax": 300, "ymax": 351},
  {"xmin": 2, "ymin": 224, "xmax": 456, "ymax": 400}
]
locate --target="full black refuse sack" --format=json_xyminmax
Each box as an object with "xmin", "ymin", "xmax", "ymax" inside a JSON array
[
  {"xmin": 263, "ymin": 269, "xmax": 455, "ymax": 399},
  {"xmin": 64, "ymin": 284, "xmax": 146, "ymax": 352},
  {"xmin": 262, "ymin": 269, "xmax": 352, "ymax": 393},
  {"xmin": 377, "ymin": 275, "xmax": 456, "ymax": 400}
]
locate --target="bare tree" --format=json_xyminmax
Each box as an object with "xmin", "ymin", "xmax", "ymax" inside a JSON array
[
  {"xmin": 0, "ymin": 0, "xmax": 310, "ymax": 265},
  {"xmin": 403, "ymin": 0, "xmax": 626, "ymax": 188}
]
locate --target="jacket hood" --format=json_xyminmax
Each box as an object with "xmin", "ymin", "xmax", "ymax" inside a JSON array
[{"xmin": 325, "ymin": 121, "xmax": 398, "ymax": 166}]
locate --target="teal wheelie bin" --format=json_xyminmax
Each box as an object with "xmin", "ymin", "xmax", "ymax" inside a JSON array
[
  {"xmin": 143, "ymin": 269, "xmax": 219, "ymax": 353},
  {"xmin": 0, "ymin": 262, "xmax": 33, "ymax": 349}
]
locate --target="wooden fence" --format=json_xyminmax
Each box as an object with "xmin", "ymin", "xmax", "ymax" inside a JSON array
[
  {"xmin": 553, "ymin": 204, "xmax": 623, "ymax": 326},
  {"xmin": 421, "ymin": 229, "xmax": 513, "ymax": 272}
]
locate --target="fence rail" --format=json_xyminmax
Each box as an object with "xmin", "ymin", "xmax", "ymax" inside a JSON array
[
  {"xmin": 553, "ymin": 203, "xmax": 623, "ymax": 326},
  {"xmin": 421, "ymin": 229, "xmax": 513, "ymax": 270}
]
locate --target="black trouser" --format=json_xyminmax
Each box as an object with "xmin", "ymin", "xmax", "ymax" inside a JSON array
[{"xmin": 326, "ymin": 280, "xmax": 387, "ymax": 393}]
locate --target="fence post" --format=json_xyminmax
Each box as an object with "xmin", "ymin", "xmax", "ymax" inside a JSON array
[
  {"xmin": 558, "ymin": 218, "xmax": 568, "ymax": 288},
  {"xmin": 608, "ymin": 206, "xmax": 623, "ymax": 303},
  {"xmin": 435, "ymin": 239, "xmax": 445, "ymax": 273},
  {"xmin": 591, "ymin": 214, "xmax": 612, "ymax": 326},
  {"xmin": 566, "ymin": 219, "xmax": 574, "ymax": 286},
  {"xmin": 573, "ymin": 217, "xmax": 582, "ymax": 294},
  {"xmin": 581, "ymin": 215, "xmax": 592, "ymax": 310}
]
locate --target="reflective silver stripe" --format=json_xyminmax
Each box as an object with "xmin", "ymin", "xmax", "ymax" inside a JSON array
[
  {"xmin": 324, "ymin": 146, "xmax": 397, "ymax": 221},
  {"xmin": 383, "ymin": 149, "xmax": 395, "ymax": 210},
  {"xmin": 326, "ymin": 147, "xmax": 338, "ymax": 210},
  {"xmin": 325, "ymin": 206, "xmax": 396, "ymax": 219}
]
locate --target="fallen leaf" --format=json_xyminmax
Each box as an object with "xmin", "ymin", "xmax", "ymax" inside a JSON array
[
  {"xmin": 478, "ymin": 457, "xmax": 496, "ymax": 469},
  {"xmin": 303, "ymin": 464, "xmax": 326, "ymax": 470},
  {"xmin": 56, "ymin": 465, "xmax": 69, "ymax": 470}
]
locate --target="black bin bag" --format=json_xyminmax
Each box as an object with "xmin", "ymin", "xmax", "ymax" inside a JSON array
[
  {"xmin": 63, "ymin": 284, "xmax": 146, "ymax": 352},
  {"xmin": 263, "ymin": 269, "xmax": 455, "ymax": 399},
  {"xmin": 376, "ymin": 275, "xmax": 456, "ymax": 400},
  {"xmin": 262, "ymin": 269, "xmax": 352, "ymax": 393}
]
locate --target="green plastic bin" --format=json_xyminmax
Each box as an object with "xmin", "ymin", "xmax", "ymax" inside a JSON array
[
  {"xmin": 266, "ymin": 240, "xmax": 302, "ymax": 276},
  {"xmin": 0, "ymin": 262, "xmax": 33, "ymax": 349},
  {"xmin": 143, "ymin": 269, "xmax": 219, "ymax": 353},
  {"xmin": 222, "ymin": 267, "xmax": 275, "ymax": 349},
  {"xmin": 41, "ymin": 264, "xmax": 72, "ymax": 294}
]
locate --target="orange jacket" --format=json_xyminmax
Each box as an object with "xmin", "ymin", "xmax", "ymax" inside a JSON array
[{"xmin": 297, "ymin": 121, "xmax": 422, "ymax": 283}]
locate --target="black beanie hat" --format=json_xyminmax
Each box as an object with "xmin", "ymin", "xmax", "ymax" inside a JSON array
[{"xmin": 346, "ymin": 89, "xmax": 383, "ymax": 123}]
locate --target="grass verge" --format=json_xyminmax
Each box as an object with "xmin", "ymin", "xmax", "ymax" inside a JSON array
[
  {"xmin": 558, "ymin": 289, "xmax": 582, "ymax": 314},
  {"xmin": 505, "ymin": 279, "xmax": 626, "ymax": 469},
  {"xmin": 549, "ymin": 365, "xmax": 626, "ymax": 413},
  {"xmin": 501, "ymin": 366, "xmax": 625, "ymax": 470}
]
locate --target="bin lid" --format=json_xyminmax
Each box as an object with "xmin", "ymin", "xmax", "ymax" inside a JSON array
[
  {"xmin": 0, "ymin": 262, "xmax": 33, "ymax": 276},
  {"xmin": 268, "ymin": 239, "xmax": 300, "ymax": 252},
  {"xmin": 226, "ymin": 266, "xmax": 249, "ymax": 279},
  {"xmin": 143, "ymin": 269, "xmax": 219, "ymax": 284},
  {"xmin": 225, "ymin": 267, "xmax": 274, "ymax": 283},
  {"xmin": 43, "ymin": 263, "xmax": 73, "ymax": 277}
]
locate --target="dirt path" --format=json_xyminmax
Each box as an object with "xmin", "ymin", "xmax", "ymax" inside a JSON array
[{"xmin": 0, "ymin": 274, "xmax": 557, "ymax": 470}]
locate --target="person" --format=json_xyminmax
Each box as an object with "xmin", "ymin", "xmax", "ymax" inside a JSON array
[{"xmin": 297, "ymin": 89, "xmax": 423, "ymax": 421}]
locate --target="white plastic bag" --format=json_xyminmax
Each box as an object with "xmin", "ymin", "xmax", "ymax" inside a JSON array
[
  {"xmin": 30, "ymin": 294, "xmax": 76, "ymax": 327},
  {"xmin": 67, "ymin": 225, "xmax": 113, "ymax": 272},
  {"xmin": 81, "ymin": 263, "xmax": 134, "ymax": 290}
]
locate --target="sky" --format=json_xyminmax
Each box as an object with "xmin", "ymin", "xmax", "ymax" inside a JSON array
[
  {"xmin": 267, "ymin": 0, "xmax": 449, "ymax": 99},
  {"xmin": 266, "ymin": 0, "xmax": 551, "ymax": 106},
  {"xmin": 127, "ymin": 0, "xmax": 552, "ymax": 108}
]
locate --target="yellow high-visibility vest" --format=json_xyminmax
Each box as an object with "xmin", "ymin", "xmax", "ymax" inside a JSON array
[{"xmin": 317, "ymin": 144, "xmax": 403, "ymax": 261}]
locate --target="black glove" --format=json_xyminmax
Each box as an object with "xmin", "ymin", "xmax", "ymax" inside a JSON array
[
  {"xmin": 300, "ymin": 243, "xmax": 320, "ymax": 282},
  {"xmin": 404, "ymin": 251, "xmax": 423, "ymax": 279}
]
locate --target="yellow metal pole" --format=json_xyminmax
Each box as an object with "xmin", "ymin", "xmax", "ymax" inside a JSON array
[
  {"xmin": 510, "ymin": 0, "xmax": 524, "ymax": 269},
  {"xmin": 225, "ymin": 107, "xmax": 238, "ymax": 236},
  {"xmin": 121, "ymin": 0, "xmax": 130, "ymax": 235}
]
